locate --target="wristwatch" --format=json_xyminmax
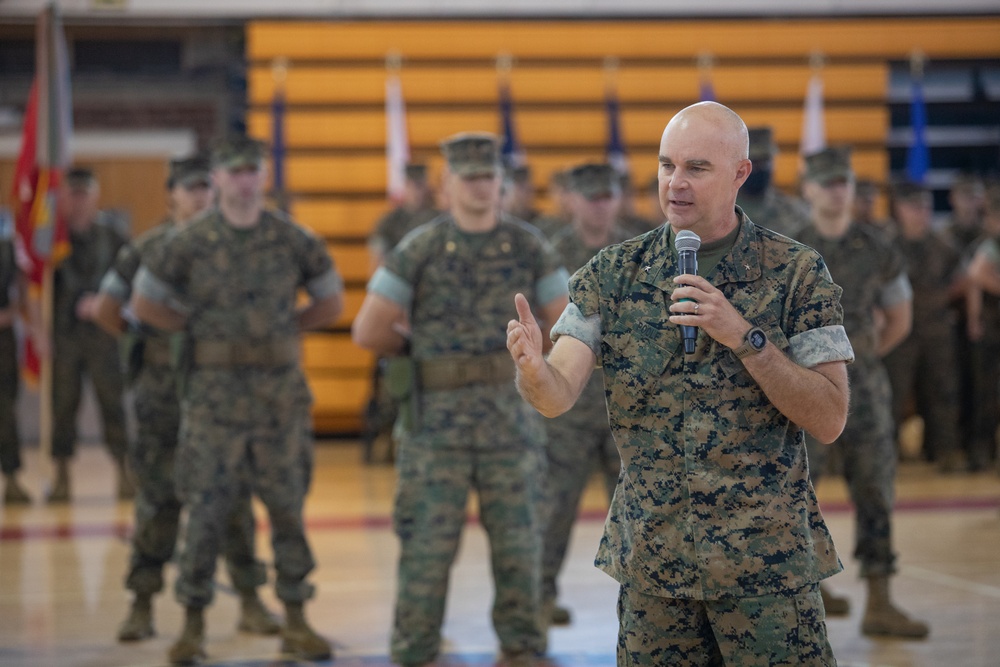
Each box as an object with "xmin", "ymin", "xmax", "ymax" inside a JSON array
[{"xmin": 733, "ymin": 327, "xmax": 767, "ymax": 359}]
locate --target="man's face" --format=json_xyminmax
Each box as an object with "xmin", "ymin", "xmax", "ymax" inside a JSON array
[
  {"xmin": 58, "ymin": 184, "xmax": 99, "ymax": 232},
  {"xmin": 570, "ymin": 191, "xmax": 620, "ymax": 237},
  {"xmin": 950, "ymin": 184, "xmax": 984, "ymax": 223},
  {"xmin": 212, "ymin": 163, "xmax": 266, "ymax": 210},
  {"xmin": 803, "ymin": 176, "xmax": 855, "ymax": 220},
  {"xmin": 657, "ymin": 116, "xmax": 750, "ymax": 233},
  {"xmin": 171, "ymin": 181, "xmax": 214, "ymax": 223},
  {"xmin": 893, "ymin": 195, "xmax": 932, "ymax": 238},
  {"xmin": 447, "ymin": 170, "xmax": 501, "ymax": 216}
]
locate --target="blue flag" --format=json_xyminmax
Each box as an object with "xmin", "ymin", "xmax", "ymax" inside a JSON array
[
  {"xmin": 605, "ymin": 88, "xmax": 628, "ymax": 175},
  {"xmin": 906, "ymin": 75, "xmax": 929, "ymax": 184},
  {"xmin": 498, "ymin": 79, "xmax": 525, "ymax": 169}
]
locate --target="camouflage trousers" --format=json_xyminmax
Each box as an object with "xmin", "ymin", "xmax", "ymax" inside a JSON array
[
  {"xmin": 806, "ymin": 359, "xmax": 896, "ymax": 577},
  {"xmin": 173, "ymin": 367, "xmax": 316, "ymax": 608},
  {"xmin": 125, "ymin": 365, "xmax": 265, "ymax": 596},
  {"xmin": 883, "ymin": 327, "xmax": 962, "ymax": 462},
  {"xmin": 51, "ymin": 328, "xmax": 127, "ymax": 462},
  {"xmin": 616, "ymin": 583, "xmax": 835, "ymax": 666},
  {"xmin": 0, "ymin": 327, "xmax": 22, "ymax": 475},
  {"xmin": 542, "ymin": 412, "xmax": 620, "ymax": 608},
  {"xmin": 391, "ymin": 388, "xmax": 547, "ymax": 665}
]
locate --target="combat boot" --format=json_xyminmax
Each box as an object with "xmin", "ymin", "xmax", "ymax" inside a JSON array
[
  {"xmin": 168, "ymin": 606, "xmax": 206, "ymax": 665},
  {"xmin": 497, "ymin": 649, "xmax": 539, "ymax": 667},
  {"xmin": 237, "ymin": 591, "xmax": 280, "ymax": 635},
  {"xmin": 3, "ymin": 473, "xmax": 32, "ymax": 505},
  {"xmin": 820, "ymin": 583, "xmax": 850, "ymax": 616},
  {"xmin": 281, "ymin": 601, "xmax": 332, "ymax": 661},
  {"xmin": 117, "ymin": 593, "xmax": 154, "ymax": 641},
  {"xmin": 46, "ymin": 459, "xmax": 71, "ymax": 504},
  {"xmin": 116, "ymin": 462, "xmax": 136, "ymax": 500},
  {"xmin": 861, "ymin": 574, "xmax": 929, "ymax": 639},
  {"xmin": 550, "ymin": 604, "xmax": 572, "ymax": 626}
]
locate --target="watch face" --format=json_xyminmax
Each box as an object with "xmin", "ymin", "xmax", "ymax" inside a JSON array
[{"xmin": 749, "ymin": 328, "xmax": 767, "ymax": 350}]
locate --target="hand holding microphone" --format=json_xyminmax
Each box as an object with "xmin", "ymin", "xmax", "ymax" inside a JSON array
[{"xmin": 674, "ymin": 230, "xmax": 701, "ymax": 354}]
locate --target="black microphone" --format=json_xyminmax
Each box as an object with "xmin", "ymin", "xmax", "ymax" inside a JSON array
[{"xmin": 674, "ymin": 230, "xmax": 702, "ymax": 354}]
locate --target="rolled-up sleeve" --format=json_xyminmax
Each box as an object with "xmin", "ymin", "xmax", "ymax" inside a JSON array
[
  {"xmin": 878, "ymin": 272, "xmax": 913, "ymax": 309},
  {"xmin": 366, "ymin": 266, "xmax": 412, "ymax": 309},
  {"xmin": 788, "ymin": 324, "xmax": 855, "ymax": 368},
  {"xmin": 550, "ymin": 303, "xmax": 602, "ymax": 359}
]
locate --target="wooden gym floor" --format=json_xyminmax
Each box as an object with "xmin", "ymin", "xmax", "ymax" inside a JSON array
[{"xmin": 0, "ymin": 436, "xmax": 998, "ymax": 667}]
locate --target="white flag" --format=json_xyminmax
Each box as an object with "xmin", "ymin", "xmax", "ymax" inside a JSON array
[
  {"xmin": 800, "ymin": 73, "xmax": 826, "ymax": 157},
  {"xmin": 385, "ymin": 74, "xmax": 410, "ymax": 203}
]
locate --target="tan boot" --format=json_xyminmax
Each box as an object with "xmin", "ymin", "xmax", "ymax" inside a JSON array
[
  {"xmin": 46, "ymin": 459, "xmax": 71, "ymax": 504},
  {"xmin": 117, "ymin": 462, "xmax": 135, "ymax": 501},
  {"xmin": 3, "ymin": 473, "xmax": 32, "ymax": 505},
  {"xmin": 237, "ymin": 592, "xmax": 280, "ymax": 635},
  {"xmin": 281, "ymin": 602, "xmax": 332, "ymax": 661},
  {"xmin": 820, "ymin": 583, "xmax": 851, "ymax": 616},
  {"xmin": 117, "ymin": 594, "xmax": 154, "ymax": 642},
  {"xmin": 861, "ymin": 575, "xmax": 930, "ymax": 639},
  {"xmin": 168, "ymin": 606, "xmax": 206, "ymax": 665}
]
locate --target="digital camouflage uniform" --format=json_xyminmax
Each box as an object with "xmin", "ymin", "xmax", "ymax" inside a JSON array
[
  {"xmin": 796, "ymin": 222, "xmax": 911, "ymax": 577},
  {"xmin": 0, "ymin": 236, "xmax": 22, "ymax": 479},
  {"xmin": 540, "ymin": 176, "xmax": 629, "ymax": 619},
  {"xmin": 99, "ymin": 218, "xmax": 267, "ymax": 600},
  {"xmin": 367, "ymin": 213, "xmax": 568, "ymax": 666},
  {"xmin": 971, "ymin": 235, "xmax": 1000, "ymax": 466},
  {"xmin": 736, "ymin": 189, "xmax": 810, "ymax": 240},
  {"xmin": 52, "ymin": 213, "xmax": 128, "ymax": 464},
  {"xmin": 369, "ymin": 204, "xmax": 440, "ymax": 261},
  {"xmin": 135, "ymin": 207, "xmax": 342, "ymax": 609},
  {"xmin": 882, "ymin": 230, "xmax": 963, "ymax": 466},
  {"xmin": 552, "ymin": 213, "xmax": 853, "ymax": 665}
]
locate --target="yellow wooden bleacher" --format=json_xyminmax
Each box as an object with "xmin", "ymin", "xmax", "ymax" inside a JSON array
[{"xmin": 245, "ymin": 16, "xmax": 1000, "ymax": 434}]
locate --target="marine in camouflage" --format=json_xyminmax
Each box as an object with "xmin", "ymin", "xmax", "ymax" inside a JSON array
[
  {"xmin": 52, "ymin": 213, "xmax": 129, "ymax": 464},
  {"xmin": 796, "ymin": 222, "xmax": 910, "ymax": 577},
  {"xmin": 555, "ymin": 212, "xmax": 852, "ymax": 600},
  {"xmin": 135, "ymin": 207, "xmax": 341, "ymax": 608},
  {"xmin": 370, "ymin": 211, "xmax": 568, "ymax": 665},
  {"xmin": 100, "ymin": 218, "xmax": 267, "ymax": 597}
]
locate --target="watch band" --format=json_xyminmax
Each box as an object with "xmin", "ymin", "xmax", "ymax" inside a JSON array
[{"xmin": 733, "ymin": 327, "xmax": 767, "ymax": 359}]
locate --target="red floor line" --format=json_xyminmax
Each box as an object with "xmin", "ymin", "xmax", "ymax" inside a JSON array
[{"xmin": 2, "ymin": 495, "xmax": 997, "ymax": 542}]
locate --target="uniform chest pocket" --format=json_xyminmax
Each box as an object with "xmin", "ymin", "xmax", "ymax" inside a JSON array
[{"xmin": 602, "ymin": 319, "xmax": 679, "ymax": 383}]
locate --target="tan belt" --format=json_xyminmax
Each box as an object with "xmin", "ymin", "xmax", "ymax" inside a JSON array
[
  {"xmin": 418, "ymin": 350, "xmax": 515, "ymax": 391},
  {"xmin": 193, "ymin": 338, "xmax": 299, "ymax": 368},
  {"xmin": 142, "ymin": 339, "xmax": 172, "ymax": 367}
]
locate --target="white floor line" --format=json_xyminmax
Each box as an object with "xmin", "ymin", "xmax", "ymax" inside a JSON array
[{"xmin": 902, "ymin": 565, "xmax": 1000, "ymax": 600}]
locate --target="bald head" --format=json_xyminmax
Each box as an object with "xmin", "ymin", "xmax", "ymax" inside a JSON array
[
  {"xmin": 665, "ymin": 102, "xmax": 749, "ymax": 162},
  {"xmin": 657, "ymin": 102, "xmax": 752, "ymax": 240}
]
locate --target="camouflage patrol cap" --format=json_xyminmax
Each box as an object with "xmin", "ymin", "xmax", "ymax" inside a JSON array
[
  {"xmin": 440, "ymin": 132, "xmax": 501, "ymax": 177},
  {"xmin": 404, "ymin": 163, "xmax": 428, "ymax": 183},
  {"xmin": 211, "ymin": 136, "xmax": 267, "ymax": 170},
  {"xmin": 504, "ymin": 164, "xmax": 532, "ymax": 185},
  {"xmin": 747, "ymin": 127, "xmax": 777, "ymax": 160},
  {"xmin": 804, "ymin": 146, "xmax": 854, "ymax": 184},
  {"xmin": 168, "ymin": 154, "xmax": 211, "ymax": 189},
  {"xmin": 65, "ymin": 167, "xmax": 97, "ymax": 190},
  {"xmin": 566, "ymin": 163, "xmax": 621, "ymax": 200},
  {"xmin": 891, "ymin": 180, "xmax": 931, "ymax": 204}
]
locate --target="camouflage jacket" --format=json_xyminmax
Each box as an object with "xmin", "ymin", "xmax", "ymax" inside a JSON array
[
  {"xmin": 895, "ymin": 231, "xmax": 961, "ymax": 327},
  {"xmin": 797, "ymin": 222, "xmax": 910, "ymax": 363},
  {"xmin": 137, "ymin": 208, "xmax": 341, "ymax": 343},
  {"xmin": 549, "ymin": 223, "xmax": 634, "ymax": 430},
  {"xmin": 0, "ymin": 238, "xmax": 15, "ymax": 311},
  {"xmin": 736, "ymin": 188, "xmax": 810, "ymax": 240},
  {"xmin": 557, "ymin": 212, "xmax": 852, "ymax": 599},
  {"xmin": 378, "ymin": 213, "xmax": 567, "ymax": 360},
  {"xmin": 370, "ymin": 205, "xmax": 440, "ymax": 256},
  {"xmin": 54, "ymin": 215, "xmax": 127, "ymax": 333}
]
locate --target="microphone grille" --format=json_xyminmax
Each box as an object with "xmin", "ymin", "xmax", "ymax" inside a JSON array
[{"xmin": 674, "ymin": 229, "xmax": 701, "ymax": 253}]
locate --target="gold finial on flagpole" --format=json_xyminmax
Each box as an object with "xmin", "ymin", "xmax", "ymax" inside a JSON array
[
  {"xmin": 386, "ymin": 50, "xmax": 402, "ymax": 73},
  {"xmin": 272, "ymin": 56, "xmax": 289, "ymax": 87},
  {"xmin": 809, "ymin": 50, "xmax": 825, "ymax": 72},
  {"xmin": 910, "ymin": 48, "xmax": 927, "ymax": 80},
  {"xmin": 496, "ymin": 52, "xmax": 514, "ymax": 76}
]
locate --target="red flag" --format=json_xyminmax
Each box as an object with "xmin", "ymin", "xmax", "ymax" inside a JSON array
[{"xmin": 10, "ymin": 3, "xmax": 72, "ymax": 385}]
